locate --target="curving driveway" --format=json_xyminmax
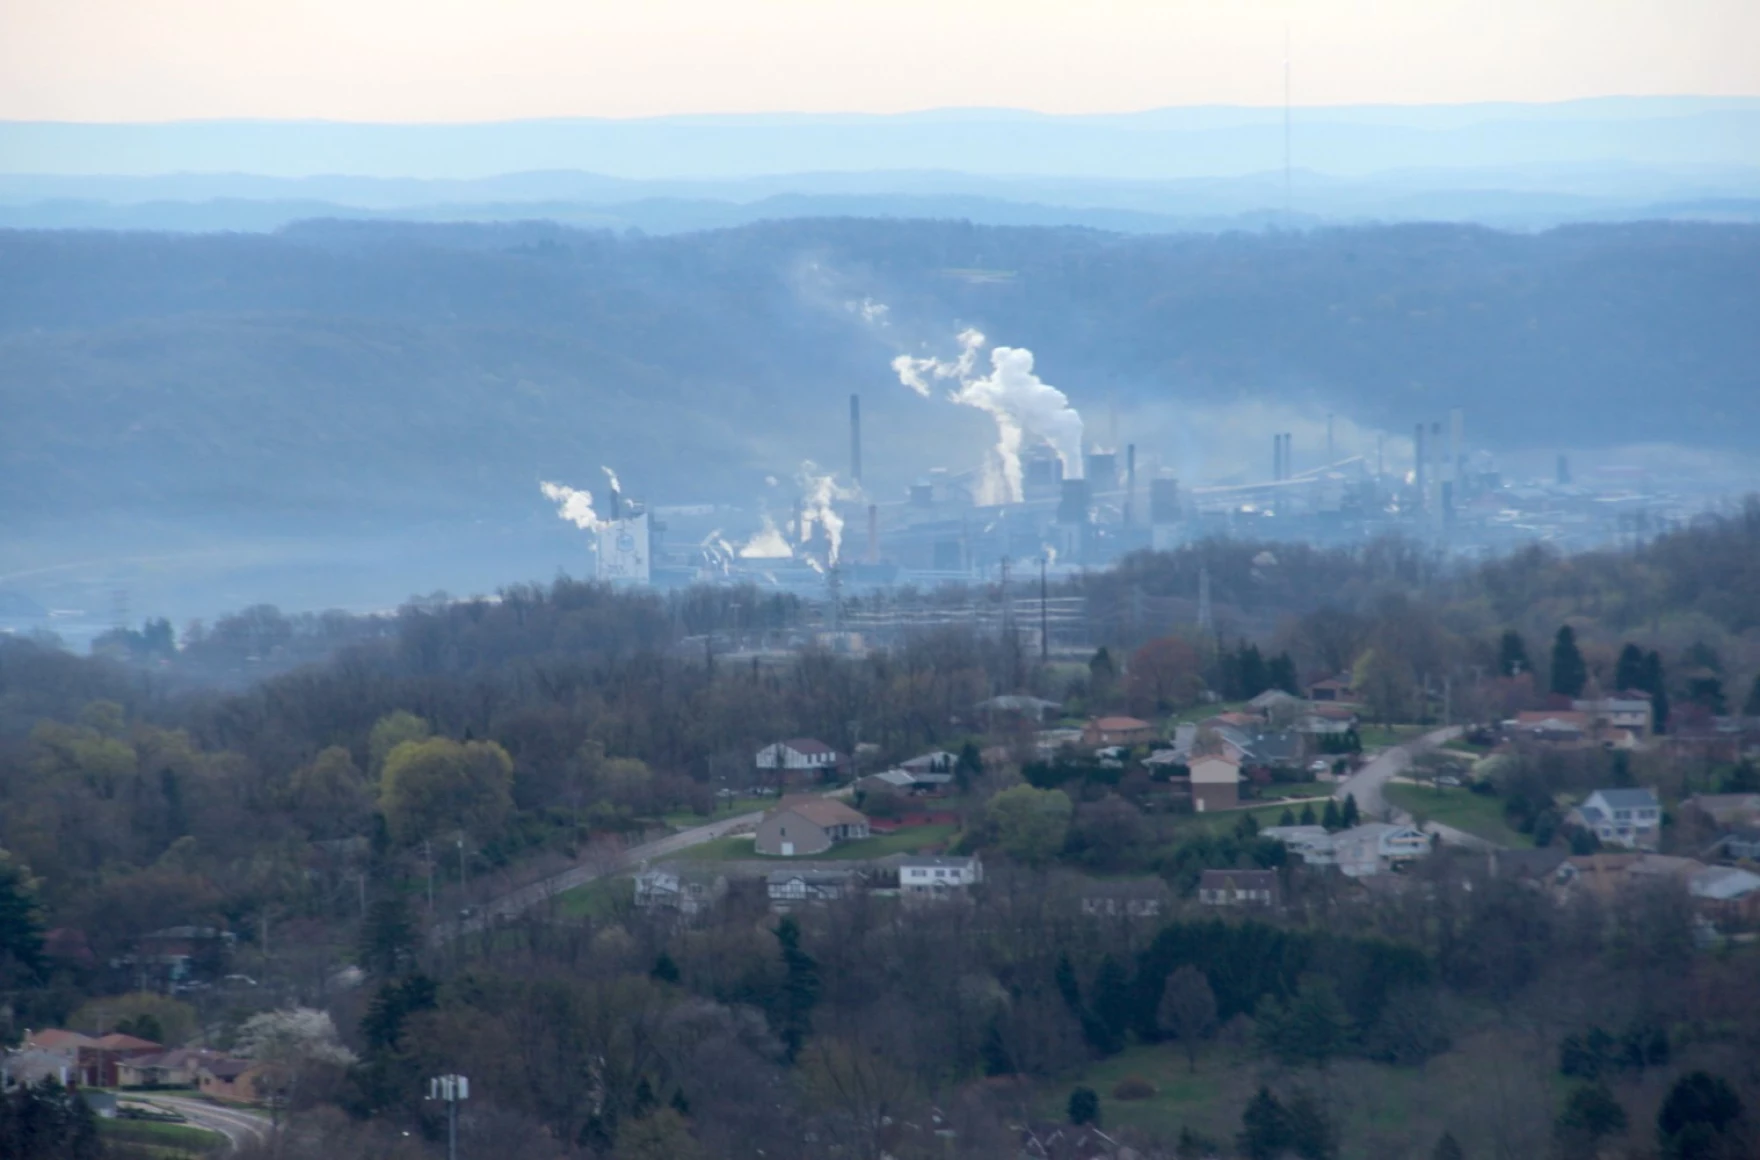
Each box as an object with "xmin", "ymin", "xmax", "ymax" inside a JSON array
[
  {"xmin": 142, "ymin": 1095, "xmax": 272, "ymax": 1154},
  {"xmin": 1333, "ymin": 725, "xmax": 1497, "ymax": 849}
]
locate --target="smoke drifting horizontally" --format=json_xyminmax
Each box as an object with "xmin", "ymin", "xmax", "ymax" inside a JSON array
[
  {"xmin": 892, "ymin": 328, "xmax": 1084, "ymax": 505},
  {"xmin": 539, "ymin": 480, "xmax": 604, "ymax": 532}
]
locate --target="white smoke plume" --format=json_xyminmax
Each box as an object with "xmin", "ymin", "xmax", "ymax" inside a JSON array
[
  {"xmin": 539, "ymin": 481, "xmax": 605, "ymax": 532},
  {"xmin": 601, "ymin": 466, "xmax": 622, "ymax": 495},
  {"xmin": 892, "ymin": 329, "xmax": 1085, "ymax": 504},
  {"xmin": 796, "ymin": 460, "xmax": 857, "ymax": 565},
  {"xmin": 739, "ymin": 514, "xmax": 793, "ymax": 559},
  {"xmin": 891, "ymin": 327, "xmax": 984, "ymax": 396}
]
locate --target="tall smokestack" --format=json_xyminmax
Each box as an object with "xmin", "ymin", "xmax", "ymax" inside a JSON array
[
  {"xmin": 1413, "ymin": 424, "xmax": 1427, "ymax": 512},
  {"xmin": 1125, "ymin": 443, "xmax": 1137, "ymax": 526},
  {"xmin": 866, "ymin": 503, "xmax": 879, "ymax": 563},
  {"xmin": 849, "ymin": 394, "xmax": 862, "ymax": 484},
  {"xmin": 1273, "ymin": 434, "xmax": 1283, "ymax": 482}
]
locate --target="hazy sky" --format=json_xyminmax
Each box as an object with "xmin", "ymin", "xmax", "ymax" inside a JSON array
[{"xmin": 3, "ymin": 0, "xmax": 1758, "ymax": 122}]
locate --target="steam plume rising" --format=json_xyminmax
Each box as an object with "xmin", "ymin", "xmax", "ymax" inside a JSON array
[
  {"xmin": 739, "ymin": 514, "xmax": 792, "ymax": 559},
  {"xmin": 797, "ymin": 460, "xmax": 856, "ymax": 565},
  {"xmin": 539, "ymin": 481, "xmax": 605, "ymax": 531},
  {"xmin": 891, "ymin": 329, "xmax": 1085, "ymax": 504},
  {"xmin": 601, "ymin": 466, "xmax": 623, "ymax": 495}
]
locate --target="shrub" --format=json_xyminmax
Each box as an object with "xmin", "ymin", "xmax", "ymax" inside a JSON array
[{"xmin": 1112, "ymin": 1076, "xmax": 1157, "ymax": 1101}]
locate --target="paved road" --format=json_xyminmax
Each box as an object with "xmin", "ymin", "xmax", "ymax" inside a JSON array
[
  {"xmin": 144, "ymin": 1095, "xmax": 272, "ymax": 1154},
  {"xmin": 442, "ymin": 806, "xmax": 767, "ymax": 940},
  {"xmin": 1332, "ymin": 725, "xmax": 1498, "ymax": 850}
]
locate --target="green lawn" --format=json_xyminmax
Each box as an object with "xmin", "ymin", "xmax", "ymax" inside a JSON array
[
  {"xmin": 1385, "ymin": 782, "xmax": 1530, "ymax": 847},
  {"xmin": 659, "ymin": 797, "xmax": 771, "ymax": 829},
  {"xmin": 1164, "ymin": 794, "xmax": 1338, "ymax": 840},
  {"xmin": 100, "ymin": 1117, "xmax": 226, "ymax": 1156},
  {"xmin": 555, "ymin": 874, "xmax": 631, "ymax": 919},
  {"xmin": 1358, "ymin": 724, "xmax": 1426, "ymax": 750},
  {"xmin": 1045, "ymin": 1028, "xmax": 1561, "ymax": 1159},
  {"xmin": 676, "ymin": 824, "xmax": 960, "ymax": 862}
]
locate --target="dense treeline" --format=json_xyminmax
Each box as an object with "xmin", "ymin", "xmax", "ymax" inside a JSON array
[{"xmin": 5, "ymin": 509, "xmax": 1760, "ymax": 1156}]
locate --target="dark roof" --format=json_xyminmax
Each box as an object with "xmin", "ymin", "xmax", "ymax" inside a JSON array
[
  {"xmin": 780, "ymin": 738, "xmax": 835, "ymax": 755},
  {"xmin": 1590, "ymin": 787, "xmax": 1660, "ymax": 809},
  {"xmin": 201, "ymin": 1058, "xmax": 255, "ymax": 1080},
  {"xmin": 1493, "ymin": 847, "xmax": 1569, "ymax": 879}
]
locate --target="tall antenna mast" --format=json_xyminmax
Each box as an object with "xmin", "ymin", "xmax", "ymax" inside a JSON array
[{"xmin": 1283, "ymin": 24, "xmax": 1292, "ymax": 223}]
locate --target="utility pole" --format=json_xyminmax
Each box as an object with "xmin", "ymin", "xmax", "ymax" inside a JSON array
[{"xmin": 427, "ymin": 1074, "xmax": 469, "ymax": 1160}]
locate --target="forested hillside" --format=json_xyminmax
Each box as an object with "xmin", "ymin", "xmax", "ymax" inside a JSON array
[{"xmin": 3, "ymin": 219, "xmax": 1757, "ymax": 543}]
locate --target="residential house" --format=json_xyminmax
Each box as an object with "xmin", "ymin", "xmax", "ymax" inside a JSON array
[
  {"xmin": 1683, "ymin": 793, "xmax": 1760, "ymax": 830},
  {"xmin": 1567, "ymin": 788, "xmax": 1662, "ymax": 851},
  {"xmin": 899, "ymin": 854, "xmax": 982, "ymax": 900},
  {"xmin": 1260, "ymin": 825, "xmax": 1337, "ymax": 865},
  {"xmin": 1330, "ymin": 823, "xmax": 1431, "ymax": 877},
  {"xmin": 1574, "ymin": 693, "xmax": 1653, "ymax": 739},
  {"xmin": 1555, "ymin": 853, "xmax": 1706, "ymax": 909},
  {"xmin": 1198, "ymin": 868, "xmax": 1282, "ymax": 907},
  {"xmin": 196, "ymin": 1057, "xmax": 272, "ymax": 1104},
  {"xmin": 754, "ymin": 739, "xmax": 843, "ymax": 786},
  {"xmin": 117, "ymin": 1047, "xmax": 225, "ymax": 1089},
  {"xmin": 1, "ymin": 1049, "xmax": 72, "ymax": 1091},
  {"xmin": 22, "ymin": 1029, "xmax": 159, "ymax": 1087},
  {"xmin": 1712, "ymin": 826, "xmax": 1760, "ymax": 861},
  {"xmin": 1689, "ymin": 865, "xmax": 1760, "ymax": 926},
  {"xmin": 754, "ymin": 796, "xmax": 870, "ymax": 856},
  {"xmin": 1509, "ymin": 710, "xmax": 1591, "ymax": 745},
  {"xmin": 1189, "ymin": 752, "xmax": 1242, "ymax": 812},
  {"xmin": 1082, "ymin": 716, "xmax": 1156, "ymax": 747},
  {"xmin": 632, "ymin": 866, "xmax": 728, "ymax": 917},
  {"xmin": 900, "ymin": 750, "xmax": 957, "ymax": 776},
  {"xmin": 1308, "ymin": 676, "xmax": 1357, "ymax": 702},
  {"xmin": 767, "ymin": 869, "xmax": 860, "ymax": 909}
]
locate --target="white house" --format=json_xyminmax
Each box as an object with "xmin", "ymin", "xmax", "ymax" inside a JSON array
[
  {"xmin": 1329, "ymin": 823, "xmax": 1431, "ymax": 877},
  {"xmin": 755, "ymin": 739, "xmax": 842, "ymax": 785},
  {"xmin": 1574, "ymin": 694, "xmax": 1653, "ymax": 738},
  {"xmin": 633, "ymin": 866, "xmax": 727, "ymax": 916},
  {"xmin": 1260, "ymin": 825, "xmax": 1338, "ymax": 865},
  {"xmin": 1189, "ymin": 752, "xmax": 1242, "ymax": 812},
  {"xmin": 767, "ymin": 870, "xmax": 859, "ymax": 909},
  {"xmin": 1567, "ymin": 788, "xmax": 1662, "ymax": 850},
  {"xmin": 899, "ymin": 855, "xmax": 982, "ymax": 900}
]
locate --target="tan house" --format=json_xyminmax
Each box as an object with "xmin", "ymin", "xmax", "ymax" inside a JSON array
[
  {"xmin": 196, "ymin": 1057, "xmax": 273, "ymax": 1104},
  {"xmin": 1082, "ymin": 716, "xmax": 1156, "ymax": 747},
  {"xmin": 1189, "ymin": 752, "xmax": 1242, "ymax": 812},
  {"xmin": 117, "ymin": 1047, "xmax": 225, "ymax": 1089},
  {"xmin": 754, "ymin": 796, "xmax": 871, "ymax": 856}
]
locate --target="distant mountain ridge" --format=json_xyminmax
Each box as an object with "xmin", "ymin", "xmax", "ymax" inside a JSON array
[{"xmin": 5, "ymin": 96, "xmax": 1758, "ymax": 180}]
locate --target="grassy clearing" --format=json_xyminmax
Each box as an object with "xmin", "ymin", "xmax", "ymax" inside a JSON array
[
  {"xmin": 676, "ymin": 825, "xmax": 960, "ymax": 862},
  {"xmin": 1164, "ymin": 795, "xmax": 1336, "ymax": 840},
  {"xmin": 555, "ymin": 875, "xmax": 631, "ymax": 918},
  {"xmin": 659, "ymin": 798, "xmax": 771, "ymax": 828},
  {"xmin": 1045, "ymin": 1028, "xmax": 1560, "ymax": 1159},
  {"xmin": 1358, "ymin": 724, "xmax": 1425, "ymax": 750},
  {"xmin": 1385, "ymin": 783, "xmax": 1530, "ymax": 847},
  {"xmin": 101, "ymin": 1117, "xmax": 226, "ymax": 1155}
]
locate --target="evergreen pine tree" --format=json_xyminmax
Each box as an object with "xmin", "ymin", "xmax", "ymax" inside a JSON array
[
  {"xmin": 1498, "ymin": 629, "xmax": 1530, "ymax": 677},
  {"xmin": 1280, "ymin": 808, "xmax": 1297, "ymax": 827},
  {"xmin": 1551, "ymin": 626, "xmax": 1588, "ymax": 698},
  {"xmin": 774, "ymin": 916, "xmax": 820, "ymax": 1062},
  {"xmin": 1268, "ymin": 652, "xmax": 1299, "ymax": 696},
  {"xmin": 0, "ymin": 851, "xmax": 45, "ymax": 983},
  {"xmin": 1238, "ymin": 1086, "xmax": 1291, "ymax": 1160},
  {"xmin": 651, "ymin": 952, "xmax": 680, "ymax": 984},
  {"xmin": 1744, "ymin": 674, "xmax": 1760, "ymax": 718},
  {"xmin": 1067, "ymin": 1087, "xmax": 1100, "ymax": 1126},
  {"xmin": 1341, "ymin": 794, "xmax": 1360, "ymax": 828},
  {"xmin": 1321, "ymin": 799, "xmax": 1342, "ymax": 831},
  {"xmin": 1641, "ymin": 650, "xmax": 1670, "ymax": 733},
  {"xmin": 1615, "ymin": 643, "xmax": 1647, "ymax": 693},
  {"xmin": 1300, "ymin": 802, "xmax": 1317, "ymax": 826}
]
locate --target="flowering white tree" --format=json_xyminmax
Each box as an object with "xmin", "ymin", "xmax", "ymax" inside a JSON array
[{"xmin": 235, "ymin": 1007, "xmax": 356, "ymax": 1138}]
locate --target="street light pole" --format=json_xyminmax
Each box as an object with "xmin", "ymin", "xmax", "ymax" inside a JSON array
[{"xmin": 427, "ymin": 1073, "xmax": 469, "ymax": 1160}]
